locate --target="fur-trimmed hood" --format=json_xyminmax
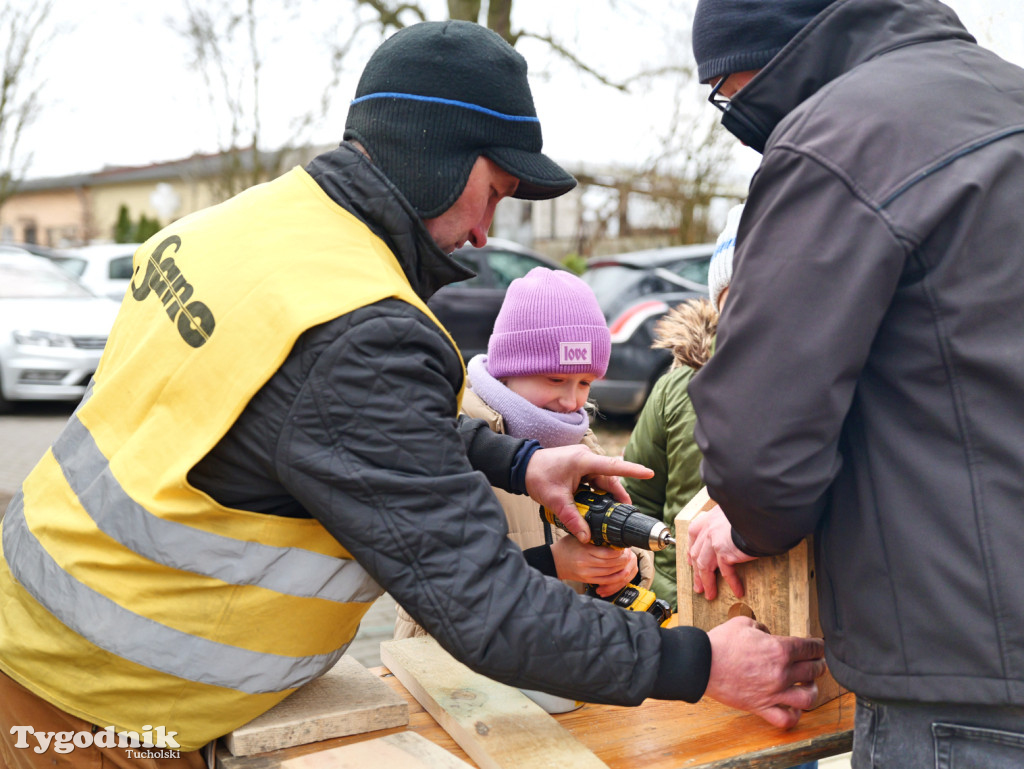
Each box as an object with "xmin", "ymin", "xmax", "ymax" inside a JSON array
[{"xmin": 651, "ymin": 298, "xmax": 717, "ymax": 371}]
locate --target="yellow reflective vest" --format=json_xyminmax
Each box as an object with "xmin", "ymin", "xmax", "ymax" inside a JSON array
[{"xmin": 0, "ymin": 167, "xmax": 463, "ymax": 750}]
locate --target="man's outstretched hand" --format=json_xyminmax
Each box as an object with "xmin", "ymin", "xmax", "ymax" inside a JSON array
[
  {"xmin": 525, "ymin": 444, "xmax": 654, "ymax": 542},
  {"xmin": 704, "ymin": 617, "xmax": 827, "ymax": 729}
]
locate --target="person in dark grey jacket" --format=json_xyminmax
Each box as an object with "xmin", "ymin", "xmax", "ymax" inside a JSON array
[{"xmin": 688, "ymin": 0, "xmax": 1024, "ymax": 765}]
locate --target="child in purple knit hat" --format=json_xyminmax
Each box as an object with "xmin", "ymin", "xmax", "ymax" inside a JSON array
[{"xmin": 395, "ymin": 268, "xmax": 654, "ymax": 659}]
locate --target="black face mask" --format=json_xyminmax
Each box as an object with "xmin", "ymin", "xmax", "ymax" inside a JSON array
[{"xmin": 721, "ymin": 104, "xmax": 770, "ymax": 154}]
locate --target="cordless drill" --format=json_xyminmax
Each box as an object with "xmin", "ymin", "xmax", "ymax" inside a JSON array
[{"xmin": 540, "ymin": 486, "xmax": 675, "ymax": 625}]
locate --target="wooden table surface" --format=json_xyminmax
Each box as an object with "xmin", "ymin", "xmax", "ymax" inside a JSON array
[{"xmin": 217, "ymin": 666, "xmax": 854, "ymax": 769}]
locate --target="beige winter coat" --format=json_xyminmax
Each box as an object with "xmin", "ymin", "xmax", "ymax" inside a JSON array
[{"xmin": 394, "ymin": 388, "xmax": 654, "ymax": 639}]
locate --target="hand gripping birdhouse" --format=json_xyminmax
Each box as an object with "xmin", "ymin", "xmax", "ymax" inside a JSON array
[{"xmin": 675, "ymin": 487, "xmax": 845, "ymax": 709}]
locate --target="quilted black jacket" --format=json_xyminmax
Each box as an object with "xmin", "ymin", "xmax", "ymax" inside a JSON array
[{"xmin": 188, "ymin": 143, "xmax": 711, "ymax": 705}]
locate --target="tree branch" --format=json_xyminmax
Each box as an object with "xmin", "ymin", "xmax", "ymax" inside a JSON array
[
  {"xmin": 0, "ymin": 0, "xmax": 56, "ymax": 206},
  {"xmin": 447, "ymin": 0, "xmax": 480, "ymax": 23},
  {"xmin": 515, "ymin": 30, "xmax": 631, "ymax": 92},
  {"xmin": 486, "ymin": 0, "xmax": 512, "ymax": 43},
  {"xmin": 354, "ymin": 0, "xmax": 426, "ymax": 31}
]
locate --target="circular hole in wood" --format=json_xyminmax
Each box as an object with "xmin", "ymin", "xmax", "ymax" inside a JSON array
[{"xmin": 728, "ymin": 602, "xmax": 756, "ymax": 621}]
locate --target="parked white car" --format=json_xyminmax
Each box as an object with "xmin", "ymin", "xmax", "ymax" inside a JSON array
[
  {"xmin": 0, "ymin": 248, "xmax": 120, "ymax": 411},
  {"xmin": 45, "ymin": 243, "xmax": 141, "ymax": 302}
]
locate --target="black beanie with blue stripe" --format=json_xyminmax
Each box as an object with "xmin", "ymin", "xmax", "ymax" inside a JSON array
[
  {"xmin": 692, "ymin": 0, "xmax": 836, "ymax": 84},
  {"xmin": 344, "ymin": 21, "xmax": 576, "ymax": 219}
]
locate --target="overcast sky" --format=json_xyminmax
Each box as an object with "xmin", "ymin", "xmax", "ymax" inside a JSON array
[{"xmin": 19, "ymin": 0, "xmax": 1024, "ymax": 180}]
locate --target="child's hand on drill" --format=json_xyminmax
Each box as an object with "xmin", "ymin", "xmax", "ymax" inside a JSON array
[{"xmin": 550, "ymin": 537, "xmax": 638, "ymax": 597}]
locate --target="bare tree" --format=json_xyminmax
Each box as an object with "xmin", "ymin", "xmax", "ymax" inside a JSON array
[
  {"xmin": 577, "ymin": 114, "xmax": 739, "ymax": 251},
  {"xmin": 354, "ymin": 0, "xmax": 644, "ymax": 91},
  {"xmin": 640, "ymin": 94, "xmax": 739, "ymax": 245},
  {"xmin": 0, "ymin": 0, "xmax": 56, "ymax": 211},
  {"xmin": 176, "ymin": 0, "xmax": 739, "ymax": 249},
  {"xmin": 175, "ymin": 0, "xmax": 363, "ymax": 200},
  {"xmin": 175, "ymin": 0, "xmax": 657, "ymax": 204},
  {"xmin": 447, "ymin": 0, "xmax": 481, "ymax": 24},
  {"xmin": 565, "ymin": 56, "xmax": 740, "ymax": 253},
  {"xmin": 357, "ymin": 0, "xmax": 425, "ymax": 31}
]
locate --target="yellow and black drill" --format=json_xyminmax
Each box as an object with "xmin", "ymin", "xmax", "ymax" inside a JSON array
[{"xmin": 541, "ymin": 485, "xmax": 674, "ymax": 625}]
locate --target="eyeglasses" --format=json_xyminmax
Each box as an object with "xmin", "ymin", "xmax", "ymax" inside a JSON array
[{"xmin": 708, "ymin": 75, "xmax": 731, "ymax": 114}]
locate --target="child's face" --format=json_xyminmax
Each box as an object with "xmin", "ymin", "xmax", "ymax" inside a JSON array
[{"xmin": 503, "ymin": 373, "xmax": 595, "ymax": 413}]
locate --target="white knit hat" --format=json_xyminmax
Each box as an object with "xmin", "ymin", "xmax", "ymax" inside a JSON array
[{"xmin": 708, "ymin": 203, "xmax": 744, "ymax": 310}]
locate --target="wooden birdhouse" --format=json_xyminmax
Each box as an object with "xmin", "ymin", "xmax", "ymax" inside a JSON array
[{"xmin": 675, "ymin": 487, "xmax": 845, "ymax": 709}]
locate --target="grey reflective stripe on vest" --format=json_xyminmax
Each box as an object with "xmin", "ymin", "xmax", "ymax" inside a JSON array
[
  {"xmin": 51, "ymin": 414, "xmax": 381, "ymax": 604},
  {"xmin": 3, "ymin": 492, "xmax": 347, "ymax": 693}
]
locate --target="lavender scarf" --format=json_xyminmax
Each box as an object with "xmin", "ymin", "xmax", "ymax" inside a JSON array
[{"xmin": 467, "ymin": 355, "xmax": 590, "ymax": 448}]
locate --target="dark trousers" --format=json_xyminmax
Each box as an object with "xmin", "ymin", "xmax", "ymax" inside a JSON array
[{"xmin": 852, "ymin": 696, "xmax": 1024, "ymax": 768}]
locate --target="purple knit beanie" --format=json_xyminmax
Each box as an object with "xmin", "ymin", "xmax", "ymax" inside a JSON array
[{"xmin": 487, "ymin": 267, "xmax": 611, "ymax": 379}]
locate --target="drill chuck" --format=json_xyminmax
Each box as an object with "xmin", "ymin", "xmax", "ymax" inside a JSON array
[
  {"xmin": 541, "ymin": 486, "xmax": 676, "ymax": 552},
  {"xmin": 598, "ymin": 506, "xmax": 675, "ymax": 551}
]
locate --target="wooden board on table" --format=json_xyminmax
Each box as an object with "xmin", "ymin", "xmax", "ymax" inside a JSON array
[
  {"xmin": 223, "ymin": 655, "xmax": 409, "ymax": 757},
  {"xmin": 674, "ymin": 486, "xmax": 716, "ymax": 629},
  {"xmin": 674, "ymin": 487, "xmax": 846, "ymax": 709},
  {"xmin": 380, "ymin": 636, "xmax": 609, "ymax": 769},
  {"xmin": 280, "ymin": 731, "xmax": 472, "ymax": 769}
]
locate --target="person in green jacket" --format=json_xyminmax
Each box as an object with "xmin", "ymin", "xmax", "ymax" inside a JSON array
[
  {"xmin": 622, "ymin": 203, "xmax": 742, "ymax": 609},
  {"xmin": 624, "ymin": 204, "xmax": 820, "ymax": 769}
]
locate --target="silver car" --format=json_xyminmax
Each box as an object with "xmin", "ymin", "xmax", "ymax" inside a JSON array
[
  {"xmin": 0, "ymin": 248, "xmax": 120, "ymax": 411},
  {"xmin": 41, "ymin": 243, "xmax": 142, "ymax": 302}
]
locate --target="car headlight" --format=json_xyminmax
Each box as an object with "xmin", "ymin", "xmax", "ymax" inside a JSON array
[{"xmin": 12, "ymin": 330, "xmax": 75, "ymax": 348}]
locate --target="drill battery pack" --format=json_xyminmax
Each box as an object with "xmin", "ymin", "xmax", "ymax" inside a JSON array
[{"xmin": 591, "ymin": 582, "xmax": 673, "ymax": 626}]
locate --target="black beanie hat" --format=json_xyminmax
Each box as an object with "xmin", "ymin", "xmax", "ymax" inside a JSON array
[
  {"xmin": 692, "ymin": 0, "xmax": 836, "ymax": 83},
  {"xmin": 344, "ymin": 21, "xmax": 577, "ymax": 219}
]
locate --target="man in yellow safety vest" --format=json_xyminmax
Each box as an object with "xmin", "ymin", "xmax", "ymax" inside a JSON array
[{"xmin": 0, "ymin": 20, "xmax": 824, "ymax": 768}]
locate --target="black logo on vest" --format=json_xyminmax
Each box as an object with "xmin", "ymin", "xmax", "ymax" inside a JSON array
[{"xmin": 131, "ymin": 236, "xmax": 216, "ymax": 348}]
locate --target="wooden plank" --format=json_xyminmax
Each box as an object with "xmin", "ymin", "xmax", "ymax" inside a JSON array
[
  {"xmin": 674, "ymin": 486, "xmax": 714, "ymax": 628},
  {"xmin": 223, "ymin": 655, "xmax": 409, "ymax": 757},
  {"xmin": 676, "ymin": 487, "xmax": 805, "ymax": 635},
  {"xmin": 787, "ymin": 539, "xmax": 812, "ymax": 636},
  {"xmin": 280, "ymin": 731, "xmax": 472, "ymax": 769},
  {"xmin": 379, "ymin": 637, "xmax": 608, "ymax": 769},
  {"xmin": 214, "ymin": 666, "xmax": 855, "ymax": 769},
  {"xmin": 551, "ymin": 693, "xmax": 854, "ymax": 769},
  {"xmin": 674, "ymin": 488, "xmax": 845, "ymax": 709}
]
